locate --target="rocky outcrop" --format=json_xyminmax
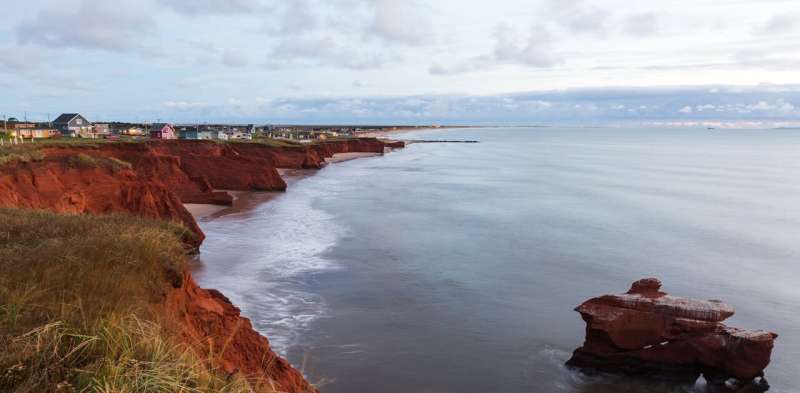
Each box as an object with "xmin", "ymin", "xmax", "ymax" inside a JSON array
[
  {"xmin": 567, "ymin": 278, "xmax": 777, "ymax": 391},
  {"xmin": 163, "ymin": 272, "xmax": 317, "ymax": 393}
]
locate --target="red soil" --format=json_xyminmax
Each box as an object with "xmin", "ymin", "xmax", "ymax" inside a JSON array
[
  {"xmin": 0, "ymin": 159, "xmax": 204, "ymax": 248},
  {"xmin": 164, "ymin": 272, "xmax": 317, "ymax": 393}
]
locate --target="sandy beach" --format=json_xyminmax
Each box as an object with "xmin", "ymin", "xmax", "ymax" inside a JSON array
[
  {"xmin": 185, "ymin": 155, "xmax": 379, "ymax": 221},
  {"xmin": 184, "ymin": 203, "xmax": 228, "ymax": 219},
  {"xmin": 325, "ymin": 152, "xmax": 383, "ymax": 163}
]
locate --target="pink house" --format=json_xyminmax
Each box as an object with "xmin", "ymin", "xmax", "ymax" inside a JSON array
[{"xmin": 150, "ymin": 123, "xmax": 177, "ymax": 139}]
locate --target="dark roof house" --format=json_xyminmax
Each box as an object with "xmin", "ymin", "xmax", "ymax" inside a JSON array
[{"xmin": 53, "ymin": 113, "xmax": 91, "ymax": 136}]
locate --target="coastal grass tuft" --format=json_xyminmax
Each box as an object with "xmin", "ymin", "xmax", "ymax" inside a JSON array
[
  {"xmin": 0, "ymin": 209, "xmax": 276, "ymax": 393},
  {"xmin": 66, "ymin": 153, "xmax": 133, "ymax": 172},
  {"xmin": 0, "ymin": 150, "xmax": 45, "ymax": 167},
  {"xmin": 245, "ymin": 137, "xmax": 305, "ymax": 148}
]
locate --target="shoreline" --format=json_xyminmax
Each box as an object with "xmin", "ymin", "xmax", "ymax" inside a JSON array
[
  {"xmin": 186, "ymin": 151, "xmax": 387, "ymax": 221},
  {"xmin": 188, "ymin": 148, "xmax": 397, "ymax": 355},
  {"xmin": 356, "ymin": 126, "xmax": 456, "ymax": 138}
]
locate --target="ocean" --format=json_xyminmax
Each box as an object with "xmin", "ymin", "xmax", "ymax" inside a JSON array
[{"xmin": 194, "ymin": 127, "xmax": 799, "ymax": 393}]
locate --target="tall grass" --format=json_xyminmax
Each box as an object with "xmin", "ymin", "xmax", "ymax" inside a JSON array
[{"xmin": 0, "ymin": 209, "xmax": 275, "ymax": 392}]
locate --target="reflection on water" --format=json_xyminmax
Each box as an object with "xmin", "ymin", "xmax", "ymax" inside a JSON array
[{"xmin": 194, "ymin": 128, "xmax": 799, "ymax": 393}]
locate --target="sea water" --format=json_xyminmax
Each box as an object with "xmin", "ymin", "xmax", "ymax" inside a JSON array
[{"xmin": 195, "ymin": 127, "xmax": 799, "ymax": 393}]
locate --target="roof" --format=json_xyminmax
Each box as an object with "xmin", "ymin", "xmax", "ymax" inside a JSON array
[
  {"xmin": 53, "ymin": 113, "xmax": 80, "ymax": 123},
  {"xmin": 151, "ymin": 123, "xmax": 173, "ymax": 130}
]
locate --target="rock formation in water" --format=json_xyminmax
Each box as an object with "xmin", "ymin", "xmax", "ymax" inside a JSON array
[{"xmin": 567, "ymin": 278, "xmax": 777, "ymax": 391}]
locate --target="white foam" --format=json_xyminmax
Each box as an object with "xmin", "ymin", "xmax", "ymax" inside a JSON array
[{"xmin": 195, "ymin": 182, "xmax": 344, "ymax": 355}]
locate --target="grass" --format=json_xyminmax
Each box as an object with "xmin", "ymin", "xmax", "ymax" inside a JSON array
[
  {"xmin": 0, "ymin": 150, "xmax": 45, "ymax": 167},
  {"xmin": 0, "ymin": 141, "xmax": 133, "ymax": 171},
  {"xmin": 67, "ymin": 154, "xmax": 133, "ymax": 172},
  {"xmin": 0, "ymin": 139, "xmax": 108, "ymax": 168},
  {"xmin": 0, "ymin": 209, "xmax": 276, "ymax": 393},
  {"xmin": 235, "ymin": 137, "xmax": 305, "ymax": 148}
]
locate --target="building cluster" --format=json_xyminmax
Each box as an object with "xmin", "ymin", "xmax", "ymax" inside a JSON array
[
  {"xmin": 2, "ymin": 112, "xmax": 422, "ymax": 142},
  {"xmin": 1, "ymin": 113, "xmax": 263, "ymax": 141}
]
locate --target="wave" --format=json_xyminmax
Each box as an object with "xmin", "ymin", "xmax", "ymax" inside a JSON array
[{"xmin": 194, "ymin": 182, "xmax": 343, "ymax": 355}]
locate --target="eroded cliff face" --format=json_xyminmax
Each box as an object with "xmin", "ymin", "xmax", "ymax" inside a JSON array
[
  {"xmin": 163, "ymin": 272, "xmax": 318, "ymax": 393},
  {"xmin": 0, "ymin": 158, "xmax": 204, "ymax": 248},
  {"xmin": 0, "ymin": 138, "xmax": 401, "ymax": 246}
]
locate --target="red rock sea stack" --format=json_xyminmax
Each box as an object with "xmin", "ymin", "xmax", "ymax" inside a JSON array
[{"xmin": 567, "ymin": 278, "xmax": 777, "ymax": 392}]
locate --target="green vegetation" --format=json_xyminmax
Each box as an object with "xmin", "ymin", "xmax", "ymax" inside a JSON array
[
  {"xmin": 66, "ymin": 154, "xmax": 133, "ymax": 172},
  {"xmin": 0, "ymin": 209, "xmax": 273, "ymax": 392},
  {"xmin": 237, "ymin": 137, "xmax": 304, "ymax": 148},
  {"xmin": 0, "ymin": 150, "xmax": 45, "ymax": 167},
  {"xmin": 0, "ymin": 139, "xmax": 111, "ymax": 167}
]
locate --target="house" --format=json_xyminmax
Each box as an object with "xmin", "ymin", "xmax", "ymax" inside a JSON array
[
  {"xmin": 92, "ymin": 123, "xmax": 111, "ymax": 137},
  {"xmin": 150, "ymin": 123, "xmax": 177, "ymax": 139},
  {"xmin": 5, "ymin": 123, "xmax": 59, "ymax": 139},
  {"xmin": 229, "ymin": 131, "xmax": 252, "ymax": 140},
  {"xmin": 198, "ymin": 130, "xmax": 215, "ymax": 140},
  {"xmin": 124, "ymin": 127, "xmax": 146, "ymax": 136},
  {"xmin": 53, "ymin": 113, "xmax": 91, "ymax": 137},
  {"xmin": 179, "ymin": 129, "xmax": 199, "ymax": 140}
]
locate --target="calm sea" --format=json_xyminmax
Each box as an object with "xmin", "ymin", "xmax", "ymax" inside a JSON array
[{"xmin": 194, "ymin": 127, "xmax": 799, "ymax": 393}]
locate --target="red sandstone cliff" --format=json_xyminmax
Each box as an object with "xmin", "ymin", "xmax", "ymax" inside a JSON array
[
  {"xmin": 0, "ymin": 157, "xmax": 204, "ymax": 248},
  {"xmin": 0, "ymin": 138, "xmax": 400, "ymax": 248},
  {"xmin": 163, "ymin": 272, "xmax": 317, "ymax": 393}
]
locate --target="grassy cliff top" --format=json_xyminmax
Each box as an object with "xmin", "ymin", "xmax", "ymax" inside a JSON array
[{"xmin": 0, "ymin": 209, "xmax": 273, "ymax": 392}]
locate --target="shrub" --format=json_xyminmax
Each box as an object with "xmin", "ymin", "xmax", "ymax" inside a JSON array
[{"xmin": 0, "ymin": 150, "xmax": 46, "ymax": 167}]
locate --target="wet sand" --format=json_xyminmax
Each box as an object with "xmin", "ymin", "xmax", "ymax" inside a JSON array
[
  {"xmin": 186, "ymin": 154, "xmax": 382, "ymax": 221},
  {"xmin": 324, "ymin": 152, "xmax": 383, "ymax": 163},
  {"xmin": 184, "ymin": 203, "xmax": 227, "ymax": 219}
]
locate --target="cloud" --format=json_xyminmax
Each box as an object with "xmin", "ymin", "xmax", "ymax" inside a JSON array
[
  {"xmin": 0, "ymin": 45, "xmax": 45, "ymax": 70},
  {"xmin": 429, "ymin": 23, "xmax": 563, "ymax": 75},
  {"xmin": 272, "ymin": 0, "xmax": 318, "ymax": 34},
  {"xmin": 624, "ymin": 12, "xmax": 660, "ymax": 36},
  {"xmin": 367, "ymin": 0, "xmax": 432, "ymax": 45},
  {"xmin": 246, "ymin": 86, "xmax": 800, "ymax": 124},
  {"xmin": 492, "ymin": 24, "xmax": 563, "ymax": 68},
  {"xmin": 429, "ymin": 56, "xmax": 493, "ymax": 75},
  {"xmin": 163, "ymin": 100, "xmax": 210, "ymax": 110},
  {"xmin": 221, "ymin": 50, "xmax": 249, "ymax": 67},
  {"xmin": 17, "ymin": 0, "xmax": 152, "ymax": 52},
  {"xmin": 755, "ymin": 13, "xmax": 799, "ymax": 35},
  {"xmin": 557, "ymin": 2, "xmax": 611, "ymax": 34},
  {"xmin": 158, "ymin": 0, "xmax": 263, "ymax": 16},
  {"xmin": 267, "ymin": 35, "xmax": 395, "ymax": 70}
]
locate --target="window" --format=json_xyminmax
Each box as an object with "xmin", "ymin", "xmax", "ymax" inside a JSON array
[{"xmin": 76, "ymin": 119, "xmax": 83, "ymax": 125}]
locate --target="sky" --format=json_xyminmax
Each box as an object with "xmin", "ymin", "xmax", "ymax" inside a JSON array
[{"xmin": 2, "ymin": 0, "xmax": 800, "ymax": 125}]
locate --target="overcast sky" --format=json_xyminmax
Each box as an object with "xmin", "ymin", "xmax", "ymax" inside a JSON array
[{"xmin": 2, "ymin": 0, "xmax": 800, "ymax": 125}]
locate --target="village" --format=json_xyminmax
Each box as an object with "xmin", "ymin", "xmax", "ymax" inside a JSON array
[{"xmin": 0, "ymin": 113, "xmax": 427, "ymax": 144}]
